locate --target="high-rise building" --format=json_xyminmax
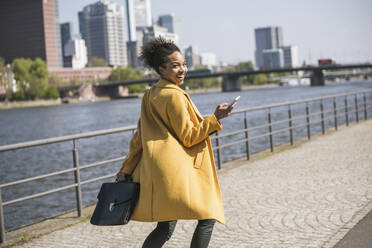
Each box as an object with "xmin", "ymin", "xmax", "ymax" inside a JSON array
[
  {"xmin": 254, "ymin": 26, "xmax": 283, "ymax": 69},
  {"xmin": 200, "ymin": 53, "xmax": 217, "ymax": 68},
  {"xmin": 125, "ymin": 0, "xmax": 153, "ymax": 68},
  {"xmin": 0, "ymin": 0, "xmax": 62, "ymax": 69},
  {"xmin": 157, "ymin": 14, "xmax": 177, "ymax": 33},
  {"xmin": 262, "ymin": 49, "xmax": 284, "ymax": 69},
  {"xmin": 79, "ymin": 0, "xmax": 127, "ymax": 67},
  {"xmin": 64, "ymin": 39, "xmax": 88, "ymax": 69},
  {"xmin": 60, "ymin": 22, "xmax": 73, "ymax": 67},
  {"xmin": 143, "ymin": 26, "xmax": 180, "ymax": 48},
  {"xmin": 78, "ymin": 11, "xmax": 85, "ymax": 38},
  {"xmin": 184, "ymin": 45, "xmax": 200, "ymax": 69},
  {"xmin": 282, "ymin": 45, "xmax": 299, "ymax": 68},
  {"xmin": 133, "ymin": 0, "xmax": 152, "ymax": 28},
  {"xmin": 126, "ymin": 41, "xmax": 141, "ymax": 68},
  {"xmin": 126, "ymin": 0, "xmax": 137, "ymax": 41}
]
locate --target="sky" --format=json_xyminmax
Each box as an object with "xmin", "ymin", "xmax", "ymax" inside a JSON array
[{"xmin": 59, "ymin": 0, "xmax": 372, "ymax": 65}]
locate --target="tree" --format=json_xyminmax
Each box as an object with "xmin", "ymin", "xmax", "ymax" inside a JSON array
[
  {"xmin": 253, "ymin": 74, "xmax": 268, "ymax": 84},
  {"xmin": 0, "ymin": 57, "xmax": 5, "ymax": 67},
  {"xmin": 87, "ymin": 57, "xmax": 109, "ymax": 67},
  {"xmin": 11, "ymin": 58, "xmax": 53, "ymax": 100},
  {"xmin": 44, "ymin": 85, "xmax": 59, "ymax": 99},
  {"xmin": 108, "ymin": 66, "xmax": 147, "ymax": 93},
  {"xmin": 0, "ymin": 57, "xmax": 13, "ymax": 100}
]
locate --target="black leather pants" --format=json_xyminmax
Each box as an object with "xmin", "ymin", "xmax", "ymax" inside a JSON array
[{"xmin": 142, "ymin": 219, "xmax": 216, "ymax": 248}]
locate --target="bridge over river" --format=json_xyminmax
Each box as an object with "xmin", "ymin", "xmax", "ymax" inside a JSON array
[{"xmin": 58, "ymin": 63, "xmax": 372, "ymax": 99}]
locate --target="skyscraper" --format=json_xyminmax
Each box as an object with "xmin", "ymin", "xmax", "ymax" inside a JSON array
[
  {"xmin": 126, "ymin": 0, "xmax": 137, "ymax": 41},
  {"xmin": 142, "ymin": 26, "xmax": 180, "ymax": 48},
  {"xmin": 60, "ymin": 22, "xmax": 73, "ymax": 67},
  {"xmin": 263, "ymin": 49, "xmax": 284, "ymax": 69},
  {"xmin": 184, "ymin": 45, "xmax": 200, "ymax": 69},
  {"xmin": 157, "ymin": 14, "xmax": 177, "ymax": 33},
  {"xmin": 254, "ymin": 26, "xmax": 283, "ymax": 69},
  {"xmin": 282, "ymin": 45, "xmax": 299, "ymax": 68},
  {"xmin": 0, "ymin": 0, "xmax": 62, "ymax": 69},
  {"xmin": 133, "ymin": 0, "xmax": 152, "ymax": 28},
  {"xmin": 79, "ymin": 0, "xmax": 127, "ymax": 67},
  {"xmin": 125, "ymin": 0, "xmax": 152, "ymax": 68}
]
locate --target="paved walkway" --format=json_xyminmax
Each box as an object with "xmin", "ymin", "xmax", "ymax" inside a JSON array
[{"xmin": 11, "ymin": 120, "xmax": 372, "ymax": 248}]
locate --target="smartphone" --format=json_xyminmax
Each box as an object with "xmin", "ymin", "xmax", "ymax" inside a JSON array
[{"xmin": 228, "ymin": 96, "xmax": 240, "ymax": 107}]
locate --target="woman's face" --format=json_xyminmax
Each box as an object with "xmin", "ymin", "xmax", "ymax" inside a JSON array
[{"xmin": 159, "ymin": 51, "xmax": 188, "ymax": 85}]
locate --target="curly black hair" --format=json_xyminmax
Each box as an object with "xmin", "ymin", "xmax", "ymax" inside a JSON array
[{"xmin": 139, "ymin": 36, "xmax": 181, "ymax": 74}]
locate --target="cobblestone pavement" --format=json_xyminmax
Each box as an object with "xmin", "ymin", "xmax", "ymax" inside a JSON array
[{"xmin": 14, "ymin": 120, "xmax": 372, "ymax": 248}]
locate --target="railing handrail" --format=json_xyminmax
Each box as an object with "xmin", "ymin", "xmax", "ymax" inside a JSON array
[
  {"xmin": 0, "ymin": 125, "xmax": 137, "ymax": 152},
  {"xmin": 232, "ymin": 89, "xmax": 372, "ymax": 115},
  {"xmin": 1, "ymin": 89, "xmax": 371, "ymax": 153}
]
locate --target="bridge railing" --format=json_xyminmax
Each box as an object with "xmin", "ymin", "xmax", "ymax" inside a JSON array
[{"xmin": 1, "ymin": 89, "xmax": 372, "ymax": 243}]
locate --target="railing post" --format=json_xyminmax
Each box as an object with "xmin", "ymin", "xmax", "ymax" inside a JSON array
[
  {"xmin": 306, "ymin": 102, "xmax": 311, "ymax": 139},
  {"xmin": 0, "ymin": 188, "xmax": 5, "ymax": 244},
  {"xmin": 333, "ymin": 97, "xmax": 338, "ymax": 130},
  {"xmin": 355, "ymin": 95, "xmax": 359, "ymax": 123},
  {"xmin": 72, "ymin": 140, "xmax": 83, "ymax": 217},
  {"xmin": 345, "ymin": 97, "xmax": 349, "ymax": 126},
  {"xmin": 363, "ymin": 93, "xmax": 367, "ymax": 120},
  {"xmin": 244, "ymin": 112, "xmax": 250, "ymax": 160},
  {"xmin": 320, "ymin": 100, "xmax": 325, "ymax": 135},
  {"xmin": 288, "ymin": 105, "xmax": 294, "ymax": 145},
  {"xmin": 215, "ymin": 132, "xmax": 222, "ymax": 170},
  {"xmin": 268, "ymin": 108, "xmax": 274, "ymax": 152}
]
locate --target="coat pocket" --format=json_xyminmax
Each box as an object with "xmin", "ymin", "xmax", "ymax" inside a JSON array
[{"xmin": 193, "ymin": 150, "xmax": 205, "ymax": 169}]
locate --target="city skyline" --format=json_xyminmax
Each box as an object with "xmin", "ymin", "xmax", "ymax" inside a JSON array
[{"xmin": 60, "ymin": 0, "xmax": 372, "ymax": 65}]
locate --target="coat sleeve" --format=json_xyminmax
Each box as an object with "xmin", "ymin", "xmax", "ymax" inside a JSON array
[
  {"xmin": 166, "ymin": 92, "xmax": 222, "ymax": 148},
  {"xmin": 119, "ymin": 119, "xmax": 142, "ymax": 175}
]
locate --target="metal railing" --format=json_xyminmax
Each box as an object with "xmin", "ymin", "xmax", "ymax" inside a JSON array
[
  {"xmin": 210, "ymin": 89, "xmax": 372, "ymax": 168},
  {"xmin": 1, "ymin": 89, "xmax": 372, "ymax": 243}
]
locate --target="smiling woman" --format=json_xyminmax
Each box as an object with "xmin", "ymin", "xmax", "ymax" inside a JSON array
[
  {"xmin": 115, "ymin": 37, "xmax": 236, "ymax": 248},
  {"xmin": 158, "ymin": 52, "xmax": 188, "ymax": 85}
]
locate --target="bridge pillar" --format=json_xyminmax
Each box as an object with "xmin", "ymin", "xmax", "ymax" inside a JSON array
[
  {"xmin": 222, "ymin": 75, "xmax": 241, "ymax": 92},
  {"xmin": 310, "ymin": 69, "xmax": 325, "ymax": 86}
]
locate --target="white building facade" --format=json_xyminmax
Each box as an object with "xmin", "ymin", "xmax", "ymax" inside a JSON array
[
  {"xmin": 200, "ymin": 53, "xmax": 217, "ymax": 68},
  {"xmin": 64, "ymin": 39, "xmax": 88, "ymax": 69},
  {"xmin": 133, "ymin": 0, "xmax": 152, "ymax": 27},
  {"xmin": 282, "ymin": 45, "xmax": 299, "ymax": 68},
  {"xmin": 125, "ymin": 0, "xmax": 152, "ymax": 68}
]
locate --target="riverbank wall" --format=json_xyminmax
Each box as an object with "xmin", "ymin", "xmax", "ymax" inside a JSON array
[{"xmin": 0, "ymin": 97, "xmax": 111, "ymax": 110}]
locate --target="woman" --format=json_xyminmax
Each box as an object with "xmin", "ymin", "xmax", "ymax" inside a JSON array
[{"xmin": 116, "ymin": 37, "xmax": 236, "ymax": 248}]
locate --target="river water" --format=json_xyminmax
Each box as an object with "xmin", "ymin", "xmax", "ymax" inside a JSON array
[{"xmin": 1, "ymin": 80, "xmax": 372, "ymax": 230}]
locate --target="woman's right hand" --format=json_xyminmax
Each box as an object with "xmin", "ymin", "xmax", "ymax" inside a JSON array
[{"xmin": 214, "ymin": 102, "xmax": 236, "ymax": 120}]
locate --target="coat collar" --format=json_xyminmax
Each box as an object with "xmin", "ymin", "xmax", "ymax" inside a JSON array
[
  {"xmin": 155, "ymin": 78, "xmax": 204, "ymax": 121},
  {"xmin": 155, "ymin": 78, "xmax": 188, "ymax": 95}
]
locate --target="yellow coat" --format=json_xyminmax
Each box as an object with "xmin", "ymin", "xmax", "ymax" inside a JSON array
[{"xmin": 120, "ymin": 79, "xmax": 225, "ymax": 224}]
